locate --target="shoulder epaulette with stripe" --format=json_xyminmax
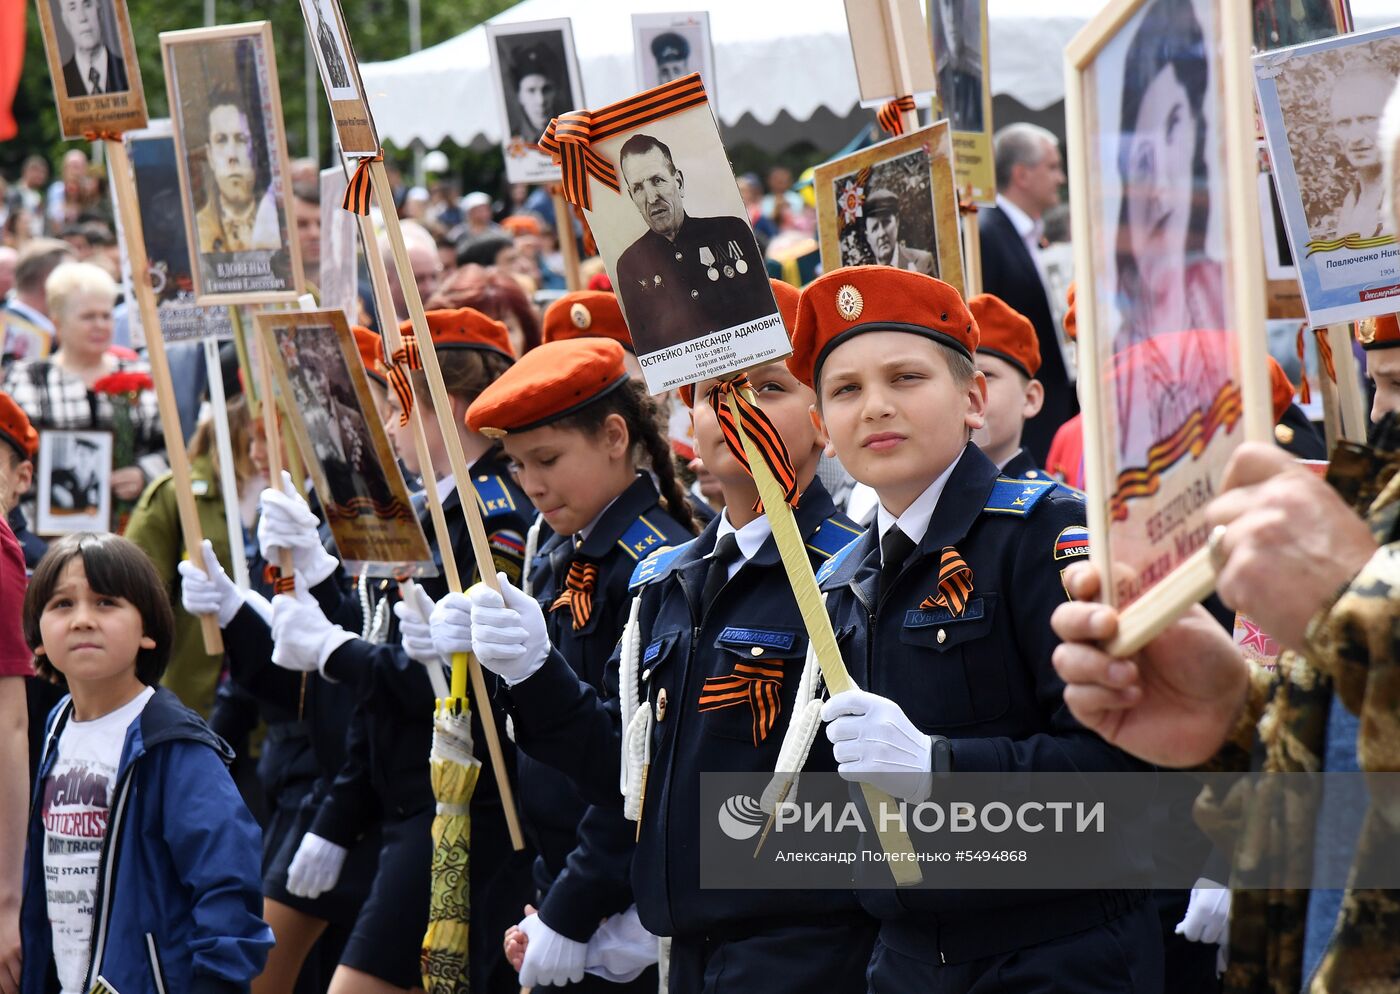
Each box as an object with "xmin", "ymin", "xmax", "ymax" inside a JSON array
[
  {"xmin": 806, "ymin": 514, "xmax": 864, "ymax": 562},
  {"xmin": 617, "ymin": 515, "xmax": 672, "ymax": 561},
  {"xmin": 983, "ymin": 476, "xmax": 1057, "ymax": 517},
  {"xmin": 629, "ymin": 541, "xmax": 693, "ymax": 589},
  {"xmin": 815, "ymin": 534, "xmax": 864, "ymax": 584},
  {"xmin": 472, "ymin": 474, "xmax": 519, "ymax": 518}
]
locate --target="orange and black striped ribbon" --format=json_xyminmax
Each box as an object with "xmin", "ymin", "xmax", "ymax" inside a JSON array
[
  {"xmin": 697, "ymin": 661, "xmax": 785, "ymax": 746},
  {"xmin": 550, "ymin": 560, "xmax": 599, "ymax": 631},
  {"xmin": 538, "ymin": 73, "xmax": 710, "ymax": 211},
  {"xmin": 263, "ymin": 564, "xmax": 297, "ymax": 595},
  {"xmin": 1294, "ymin": 326, "xmax": 1337, "ymax": 405},
  {"xmin": 877, "ymin": 95, "xmax": 916, "ymax": 136},
  {"xmin": 341, "ymin": 151, "xmax": 383, "ymax": 216},
  {"xmin": 386, "ymin": 339, "xmax": 423, "ymax": 425},
  {"xmin": 82, "ymin": 130, "xmax": 124, "ymax": 143},
  {"xmin": 918, "ymin": 547, "xmax": 974, "ymax": 616},
  {"xmin": 709, "ymin": 376, "xmax": 799, "ymax": 512}
]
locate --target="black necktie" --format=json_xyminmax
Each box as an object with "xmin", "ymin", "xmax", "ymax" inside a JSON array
[
  {"xmin": 879, "ymin": 527, "xmax": 916, "ymax": 601},
  {"xmin": 88, "ymin": 67, "xmax": 100, "ymax": 94},
  {"xmin": 701, "ymin": 533, "xmax": 742, "ymax": 614}
]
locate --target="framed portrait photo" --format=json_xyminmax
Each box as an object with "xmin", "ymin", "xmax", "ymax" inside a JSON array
[
  {"xmin": 161, "ymin": 22, "xmax": 305, "ymax": 306},
  {"xmin": 813, "ymin": 121, "xmax": 964, "ymax": 294},
  {"xmin": 1065, "ymin": 0, "xmax": 1271, "ymax": 653},
  {"xmin": 1257, "ymin": 142, "xmax": 1306, "ymax": 319},
  {"xmin": 36, "ymin": 429, "xmax": 113, "ymax": 535},
  {"xmin": 34, "ymin": 0, "xmax": 147, "ymax": 139},
  {"xmin": 928, "ymin": 0, "xmax": 995, "ymax": 204},
  {"xmin": 632, "ymin": 12, "xmax": 715, "ymax": 95},
  {"xmin": 1254, "ymin": 24, "xmax": 1400, "ymax": 328},
  {"xmin": 572, "ymin": 74, "xmax": 786, "ymax": 394},
  {"xmin": 1252, "ymin": 0, "xmax": 1351, "ymax": 51},
  {"xmin": 844, "ymin": 0, "xmax": 936, "ymax": 108},
  {"xmin": 296, "ymin": 0, "xmax": 377, "ymax": 155},
  {"xmin": 254, "ymin": 309, "xmax": 434, "ymax": 577},
  {"xmin": 486, "ymin": 18, "xmax": 585, "ymax": 185}
]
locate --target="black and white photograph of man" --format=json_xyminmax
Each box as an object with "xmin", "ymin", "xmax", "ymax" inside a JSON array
[
  {"xmin": 194, "ymin": 86, "xmax": 281, "ymax": 255},
  {"xmin": 931, "ymin": 0, "xmax": 984, "ymax": 133},
  {"xmin": 37, "ymin": 429, "xmax": 111, "ymax": 533},
  {"xmin": 633, "ymin": 14, "xmax": 714, "ymax": 93},
  {"xmin": 863, "ymin": 188, "xmax": 936, "ymax": 273},
  {"xmin": 52, "ymin": 0, "xmax": 128, "ymax": 96},
  {"xmin": 499, "ymin": 32, "xmax": 569, "ymax": 142}
]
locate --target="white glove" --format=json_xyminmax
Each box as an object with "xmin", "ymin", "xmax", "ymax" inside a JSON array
[
  {"xmin": 394, "ymin": 584, "xmax": 442, "ymax": 666},
  {"xmin": 1176, "ymin": 878, "xmax": 1230, "ymax": 974},
  {"xmin": 428, "ymin": 591, "xmax": 473, "ymax": 659},
  {"xmin": 468, "ymin": 572, "xmax": 550, "ymax": 686},
  {"xmin": 285, "ymin": 832, "xmax": 347, "ymax": 899},
  {"xmin": 585, "ymin": 906, "xmax": 657, "ymax": 983},
  {"xmin": 258, "ymin": 471, "xmax": 339, "ymax": 587},
  {"xmin": 271, "ymin": 577, "xmax": 356, "ymax": 674},
  {"xmin": 518, "ymin": 912, "xmax": 587, "ymax": 988},
  {"xmin": 178, "ymin": 539, "xmax": 244, "ymax": 627},
  {"xmin": 822, "ymin": 689, "xmax": 933, "ymax": 803}
]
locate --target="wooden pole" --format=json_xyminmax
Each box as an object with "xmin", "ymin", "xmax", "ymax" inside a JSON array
[
  {"xmin": 551, "ymin": 190, "xmax": 583, "ymax": 291},
  {"xmin": 106, "ymin": 138, "xmax": 223, "ymax": 654},
  {"xmin": 1326, "ymin": 323, "xmax": 1367, "ymax": 443},
  {"xmin": 362, "ymin": 166, "xmax": 525, "ymax": 850},
  {"xmin": 961, "ymin": 205, "xmax": 983, "ymax": 298},
  {"xmin": 203, "ymin": 337, "xmax": 250, "ymax": 590}
]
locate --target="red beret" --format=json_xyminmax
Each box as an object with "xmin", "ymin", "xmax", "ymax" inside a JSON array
[
  {"xmin": 969, "ymin": 293, "xmax": 1040, "ymax": 378},
  {"xmin": 1268, "ymin": 357, "xmax": 1294, "ymax": 424},
  {"xmin": 352, "ymin": 326, "xmax": 388, "ymax": 386},
  {"xmin": 542, "ymin": 291, "xmax": 633, "ymax": 351},
  {"xmin": 399, "ymin": 307, "xmax": 515, "ymax": 359},
  {"xmin": 1064, "ymin": 283, "xmax": 1077, "ymax": 342},
  {"xmin": 1357, "ymin": 313, "xmax": 1400, "ymax": 350},
  {"xmin": 680, "ymin": 279, "xmax": 801, "ymax": 407},
  {"xmin": 466, "ymin": 338, "xmax": 629, "ymax": 435},
  {"xmin": 787, "ymin": 266, "xmax": 978, "ymax": 389},
  {"xmin": 0, "ymin": 391, "xmax": 37, "ymax": 460}
]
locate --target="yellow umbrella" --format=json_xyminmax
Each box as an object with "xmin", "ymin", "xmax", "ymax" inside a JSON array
[{"xmin": 421, "ymin": 696, "xmax": 481, "ymax": 992}]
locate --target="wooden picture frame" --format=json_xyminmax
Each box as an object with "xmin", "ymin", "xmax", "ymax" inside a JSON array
[
  {"xmin": 161, "ymin": 22, "xmax": 305, "ymax": 306},
  {"xmin": 928, "ymin": 0, "xmax": 995, "ymax": 204},
  {"xmin": 813, "ymin": 121, "xmax": 965, "ymax": 295},
  {"xmin": 34, "ymin": 0, "xmax": 147, "ymax": 139},
  {"xmin": 1065, "ymin": 0, "xmax": 1270, "ymax": 655},
  {"xmin": 254, "ymin": 309, "xmax": 435, "ymax": 578},
  {"xmin": 296, "ymin": 0, "xmax": 378, "ymax": 156},
  {"xmin": 36, "ymin": 429, "xmax": 113, "ymax": 535},
  {"xmin": 844, "ymin": 0, "xmax": 936, "ymax": 107},
  {"xmin": 485, "ymin": 18, "xmax": 585, "ymax": 186}
]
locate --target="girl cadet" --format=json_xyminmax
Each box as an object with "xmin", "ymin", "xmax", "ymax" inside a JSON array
[
  {"xmin": 261, "ymin": 308, "xmax": 537, "ymax": 994},
  {"xmin": 434, "ymin": 281, "xmax": 879, "ymax": 994},
  {"xmin": 453, "ymin": 329, "xmax": 694, "ymax": 991}
]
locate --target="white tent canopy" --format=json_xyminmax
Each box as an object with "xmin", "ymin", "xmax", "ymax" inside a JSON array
[{"xmin": 362, "ymin": 0, "xmax": 1400, "ymax": 150}]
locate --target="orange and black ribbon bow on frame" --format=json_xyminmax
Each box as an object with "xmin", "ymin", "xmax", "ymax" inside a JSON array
[
  {"xmin": 708, "ymin": 375, "xmax": 800, "ymax": 512},
  {"xmin": 537, "ymin": 73, "xmax": 710, "ymax": 211},
  {"xmin": 341, "ymin": 151, "xmax": 384, "ymax": 216},
  {"xmin": 698, "ymin": 660, "xmax": 785, "ymax": 746},
  {"xmin": 918, "ymin": 547, "xmax": 974, "ymax": 616},
  {"xmin": 550, "ymin": 560, "xmax": 599, "ymax": 631},
  {"xmin": 876, "ymin": 95, "xmax": 917, "ymax": 136},
  {"xmin": 385, "ymin": 339, "xmax": 423, "ymax": 425}
]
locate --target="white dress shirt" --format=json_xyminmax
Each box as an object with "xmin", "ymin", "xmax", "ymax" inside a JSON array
[
  {"xmin": 874, "ymin": 449, "xmax": 965, "ymax": 550},
  {"xmin": 74, "ymin": 47, "xmax": 109, "ymax": 94},
  {"xmin": 710, "ymin": 510, "xmax": 773, "ymax": 580}
]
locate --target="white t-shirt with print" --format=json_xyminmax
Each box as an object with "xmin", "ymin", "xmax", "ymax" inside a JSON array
[{"xmin": 42, "ymin": 686, "xmax": 154, "ymax": 994}]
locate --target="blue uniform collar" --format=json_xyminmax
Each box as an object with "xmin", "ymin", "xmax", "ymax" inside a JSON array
[{"xmin": 574, "ymin": 473, "xmax": 665, "ymax": 559}]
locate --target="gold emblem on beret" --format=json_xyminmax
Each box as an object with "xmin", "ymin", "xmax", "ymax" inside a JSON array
[
  {"xmin": 1274, "ymin": 423, "xmax": 1295, "ymax": 445},
  {"xmin": 570, "ymin": 302, "xmax": 591, "ymax": 330},
  {"xmin": 479, "ymin": 427, "xmax": 508, "ymax": 439},
  {"xmin": 1358, "ymin": 318, "xmax": 1377, "ymax": 345},
  {"xmin": 836, "ymin": 284, "xmax": 864, "ymax": 321}
]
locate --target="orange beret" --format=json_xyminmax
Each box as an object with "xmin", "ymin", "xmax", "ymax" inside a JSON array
[
  {"xmin": 680, "ymin": 279, "xmax": 800, "ymax": 407},
  {"xmin": 467, "ymin": 338, "xmax": 629, "ymax": 435},
  {"xmin": 1064, "ymin": 282, "xmax": 1077, "ymax": 342},
  {"xmin": 398, "ymin": 307, "xmax": 515, "ymax": 359},
  {"xmin": 969, "ymin": 293, "xmax": 1040, "ymax": 378},
  {"xmin": 1268, "ymin": 357, "xmax": 1294, "ymax": 424},
  {"xmin": 352, "ymin": 326, "xmax": 388, "ymax": 386},
  {"xmin": 501, "ymin": 214, "xmax": 542, "ymax": 237},
  {"xmin": 787, "ymin": 266, "xmax": 978, "ymax": 389},
  {"xmin": 0, "ymin": 391, "xmax": 37, "ymax": 460},
  {"xmin": 1357, "ymin": 313, "xmax": 1400, "ymax": 350},
  {"xmin": 542, "ymin": 291, "xmax": 633, "ymax": 351}
]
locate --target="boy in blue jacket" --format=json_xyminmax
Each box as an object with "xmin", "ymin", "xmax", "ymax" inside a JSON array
[{"xmin": 19, "ymin": 532, "xmax": 271, "ymax": 994}]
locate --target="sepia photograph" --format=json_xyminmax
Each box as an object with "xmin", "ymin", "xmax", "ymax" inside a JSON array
[
  {"xmin": 256, "ymin": 310, "xmax": 433, "ymax": 576},
  {"xmin": 35, "ymin": 0, "xmax": 147, "ymax": 138},
  {"xmin": 486, "ymin": 19, "xmax": 584, "ymax": 185},
  {"xmin": 633, "ymin": 12, "xmax": 715, "ymax": 94},
  {"xmin": 1255, "ymin": 23, "xmax": 1400, "ymax": 326},
  {"xmin": 162, "ymin": 23, "xmax": 304, "ymax": 305},
  {"xmin": 296, "ymin": 0, "xmax": 378, "ymax": 155},
  {"xmin": 36, "ymin": 429, "xmax": 113, "ymax": 535},
  {"xmin": 814, "ymin": 122, "xmax": 964, "ymax": 294}
]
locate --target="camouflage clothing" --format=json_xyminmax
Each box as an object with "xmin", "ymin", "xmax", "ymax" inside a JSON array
[{"xmin": 1198, "ymin": 424, "xmax": 1400, "ymax": 994}]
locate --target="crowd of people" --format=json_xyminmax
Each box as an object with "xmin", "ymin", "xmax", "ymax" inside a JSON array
[{"xmin": 0, "ymin": 96, "xmax": 1388, "ymax": 994}]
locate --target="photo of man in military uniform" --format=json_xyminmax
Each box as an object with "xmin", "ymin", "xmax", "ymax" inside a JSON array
[
  {"xmin": 650, "ymin": 31, "xmax": 691, "ymax": 84},
  {"xmin": 614, "ymin": 133, "xmax": 776, "ymax": 351},
  {"xmin": 863, "ymin": 188, "xmax": 936, "ymax": 273},
  {"xmin": 193, "ymin": 86, "xmax": 281, "ymax": 255}
]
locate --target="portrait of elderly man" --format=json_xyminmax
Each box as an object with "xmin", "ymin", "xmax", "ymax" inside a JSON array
[
  {"xmin": 1317, "ymin": 61, "xmax": 1393, "ymax": 242},
  {"xmin": 932, "ymin": 0, "xmax": 983, "ymax": 132},
  {"xmin": 613, "ymin": 133, "xmax": 775, "ymax": 349},
  {"xmin": 863, "ymin": 188, "xmax": 935, "ymax": 274},
  {"xmin": 53, "ymin": 0, "xmax": 128, "ymax": 96},
  {"xmin": 194, "ymin": 86, "xmax": 281, "ymax": 254}
]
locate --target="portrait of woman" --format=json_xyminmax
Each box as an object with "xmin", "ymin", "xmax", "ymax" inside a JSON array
[{"xmin": 1110, "ymin": 0, "xmax": 1232, "ymax": 470}]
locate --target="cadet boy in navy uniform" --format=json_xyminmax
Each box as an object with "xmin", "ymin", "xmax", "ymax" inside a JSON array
[
  {"xmin": 788, "ymin": 267, "xmax": 1162, "ymax": 993},
  {"xmin": 615, "ymin": 134, "xmax": 775, "ymax": 349},
  {"xmin": 433, "ymin": 281, "xmax": 880, "ymax": 993},
  {"xmin": 968, "ymin": 292, "xmax": 1048, "ymax": 481}
]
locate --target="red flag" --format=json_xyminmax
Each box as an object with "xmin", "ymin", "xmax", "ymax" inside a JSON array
[{"xmin": 0, "ymin": 1, "xmax": 24, "ymax": 141}]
